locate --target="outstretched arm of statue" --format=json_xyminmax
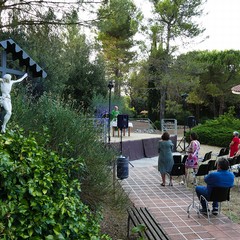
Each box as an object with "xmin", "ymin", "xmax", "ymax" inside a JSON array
[{"xmin": 13, "ymin": 73, "xmax": 28, "ymax": 84}]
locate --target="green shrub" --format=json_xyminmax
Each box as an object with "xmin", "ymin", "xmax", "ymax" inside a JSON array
[
  {"xmin": 11, "ymin": 93, "xmax": 117, "ymax": 209},
  {"xmin": 0, "ymin": 128, "xmax": 110, "ymax": 239},
  {"xmin": 186, "ymin": 109, "xmax": 240, "ymax": 147},
  {"xmin": 154, "ymin": 120, "xmax": 160, "ymax": 130}
]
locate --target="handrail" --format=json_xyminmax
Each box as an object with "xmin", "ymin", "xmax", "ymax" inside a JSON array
[{"xmin": 148, "ymin": 118, "xmax": 157, "ymax": 132}]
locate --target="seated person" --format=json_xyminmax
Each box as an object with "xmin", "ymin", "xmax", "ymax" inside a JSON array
[{"xmin": 195, "ymin": 157, "xmax": 234, "ymax": 215}]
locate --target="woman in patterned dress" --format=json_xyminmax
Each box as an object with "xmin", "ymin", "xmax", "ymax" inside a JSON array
[{"xmin": 184, "ymin": 132, "xmax": 200, "ymax": 183}]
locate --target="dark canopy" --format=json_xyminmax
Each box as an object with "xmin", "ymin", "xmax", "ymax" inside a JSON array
[{"xmin": 0, "ymin": 38, "xmax": 47, "ymax": 78}]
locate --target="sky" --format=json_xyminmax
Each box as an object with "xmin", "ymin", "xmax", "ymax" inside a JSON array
[{"xmin": 134, "ymin": 0, "xmax": 240, "ymax": 53}]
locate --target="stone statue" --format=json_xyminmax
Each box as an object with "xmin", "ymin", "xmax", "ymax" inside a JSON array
[{"xmin": 0, "ymin": 73, "xmax": 28, "ymax": 133}]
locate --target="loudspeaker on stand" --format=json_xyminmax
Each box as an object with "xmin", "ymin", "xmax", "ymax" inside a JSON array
[{"xmin": 117, "ymin": 114, "xmax": 129, "ymax": 129}]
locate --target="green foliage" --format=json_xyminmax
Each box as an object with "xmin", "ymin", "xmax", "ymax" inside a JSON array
[
  {"xmin": 128, "ymin": 67, "xmax": 148, "ymax": 115},
  {"xmin": 91, "ymin": 94, "xmax": 134, "ymax": 118},
  {"xmin": 145, "ymin": 0, "xmax": 206, "ymax": 121},
  {"xmin": 151, "ymin": 0, "xmax": 205, "ymax": 40},
  {"xmin": 193, "ymin": 50, "xmax": 240, "ymax": 117},
  {"xmin": 0, "ymin": 128, "xmax": 110, "ymax": 239},
  {"xmin": 154, "ymin": 120, "xmax": 161, "ymax": 130},
  {"xmin": 0, "ymin": 1, "xmax": 97, "ymax": 29},
  {"xmin": 131, "ymin": 224, "xmax": 146, "ymax": 240},
  {"xmin": 12, "ymin": 93, "xmax": 116, "ymax": 209},
  {"xmin": 97, "ymin": 0, "xmax": 141, "ymax": 96},
  {"xmin": 187, "ymin": 108, "xmax": 240, "ymax": 147},
  {"xmin": 63, "ymin": 26, "xmax": 107, "ymax": 111},
  {"xmin": 5, "ymin": 12, "xmax": 107, "ymax": 112}
]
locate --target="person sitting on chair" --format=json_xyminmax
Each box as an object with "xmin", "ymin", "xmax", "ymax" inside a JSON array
[{"xmin": 195, "ymin": 157, "xmax": 234, "ymax": 215}]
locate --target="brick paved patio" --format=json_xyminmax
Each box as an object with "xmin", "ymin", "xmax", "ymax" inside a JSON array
[{"xmin": 121, "ymin": 166, "xmax": 240, "ymax": 240}]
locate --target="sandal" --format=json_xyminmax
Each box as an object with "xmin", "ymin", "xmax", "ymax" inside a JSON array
[{"xmin": 161, "ymin": 183, "xmax": 165, "ymax": 187}]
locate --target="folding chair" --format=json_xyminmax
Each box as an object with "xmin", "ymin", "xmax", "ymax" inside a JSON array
[
  {"xmin": 214, "ymin": 147, "xmax": 229, "ymax": 159},
  {"xmin": 187, "ymin": 164, "xmax": 209, "ymax": 217},
  {"xmin": 195, "ymin": 164, "xmax": 209, "ymax": 184},
  {"xmin": 235, "ymin": 155, "xmax": 240, "ymax": 165},
  {"xmin": 232, "ymin": 157, "xmax": 240, "ymax": 190},
  {"xmin": 217, "ymin": 148, "xmax": 226, "ymax": 157},
  {"xmin": 224, "ymin": 148, "xmax": 229, "ymax": 156},
  {"xmin": 228, "ymin": 157, "xmax": 237, "ymax": 168},
  {"xmin": 234, "ymin": 170, "xmax": 240, "ymax": 191},
  {"xmin": 169, "ymin": 163, "xmax": 185, "ymax": 186},
  {"xmin": 201, "ymin": 151, "xmax": 212, "ymax": 162},
  {"xmin": 208, "ymin": 160, "xmax": 216, "ymax": 171},
  {"xmin": 199, "ymin": 187, "xmax": 231, "ymax": 223},
  {"xmin": 173, "ymin": 155, "xmax": 182, "ymax": 164}
]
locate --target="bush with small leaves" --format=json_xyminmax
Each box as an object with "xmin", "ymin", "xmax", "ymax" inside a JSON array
[
  {"xmin": 0, "ymin": 128, "xmax": 111, "ymax": 239},
  {"xmin": 186, "ymin": 108, "xmax": 240, "ymax": 147}
]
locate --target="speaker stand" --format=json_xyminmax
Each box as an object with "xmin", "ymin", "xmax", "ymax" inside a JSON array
[
  {"xmin": 119, "ymin": 128, "xmax": 134, "ymax": 167},
  {"xmin": 120, "ymin": 128, "xmax": 123, "ymax": 155},
  {"xmin": 177, "ymin": 136, "xmax": 186, "ymax": 152}
]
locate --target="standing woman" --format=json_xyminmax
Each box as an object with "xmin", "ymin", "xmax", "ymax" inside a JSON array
[
  {"xmin": 185, "ymin": 132, "xmax": 200, "ymax": 182},
  {"xmin": 158, "ymin": 131, "xmax": 174, "ymax": 186},
  {"xmin": 229, "ymin": 131, "xmax": 239, "ymax": 157}
]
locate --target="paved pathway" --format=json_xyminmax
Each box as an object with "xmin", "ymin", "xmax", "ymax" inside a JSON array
[
  {"xmin": 113, "ymin": 130, "xmax": 240, "ymax": 239},
  {"xmin": 121, "ymin": 164, "xmax": 240, "ymax": 240}
]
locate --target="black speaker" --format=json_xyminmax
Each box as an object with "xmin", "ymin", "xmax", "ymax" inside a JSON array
[
  {"xmin": 187, "ymin": 116, "xmax": 196, "ymax": 128},
  {"xmin": 117, "ymin": 114, "xmax": 129, "ymax": 129}
]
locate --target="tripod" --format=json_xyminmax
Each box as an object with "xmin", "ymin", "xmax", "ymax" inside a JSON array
[
  {"xmin": 177, "ymin": 123, "xmax": 187, "ymax": 152},
  {"xmin": 177, "ymin": 124, "xmax": 193, "ymax": 153},
  {"xmin": 177, "ymin": 135, "xmax": 186, "ymax": 152},
  {"xmin": 187, "ymin": 164, "xmax": 209, "ymax": 217}
]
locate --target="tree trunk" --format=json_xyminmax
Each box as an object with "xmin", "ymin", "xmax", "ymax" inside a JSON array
[
  {"xmin": 219, "ymin": 96, "xmax": 225, "ymax": 116},
  {"xmin": 114, "ymin": 68, "xmax": 121, "ymax": 96},
  {"xmin": 159, "ymin": 87, "xmax": 166, "ymax": 123},
  {"xmin": 213, "ymin": 97, "xmax": 216, "ymax": 118},
  {"xmin": 195, "ymin": 104, "xmax": 200, "ymax": 122}
]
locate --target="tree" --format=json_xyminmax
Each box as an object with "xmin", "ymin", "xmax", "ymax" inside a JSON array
[
  {"xmin": 9, "ymin": 10, "xmax": 107, "ymax": 111},
  {"xmin": 167, "ymin": 50, "xmax": 240, "ymax": 120},
  {"xmin": 167, "ymin": 51, "xmax": 204, "ymax": 121},
  {"xmin": 0, "ymin": 0, "xmax": 101, "ymax": 29},
  {"xmin": 193, "ymin": 50, "xmax": 240, "ymax": 117},
  {"xmin": 147, "ymin": 0, "xmax": 206, "ymax": 122},
  {"xmin": 63, "ymin": 12, "xmax": 107, "ymax": 112},
  {"xmin": 97, "ymin": 0, "xmax": 142, "ymax": 96},
  {"xmin": 127, "ymin": 63, "xmax": 149, "ymax": 115}
]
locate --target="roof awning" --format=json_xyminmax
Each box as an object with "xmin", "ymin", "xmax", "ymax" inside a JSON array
[{"xmin": 0, "ymin": 38, "xmax": 47, "ymax": 78}]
